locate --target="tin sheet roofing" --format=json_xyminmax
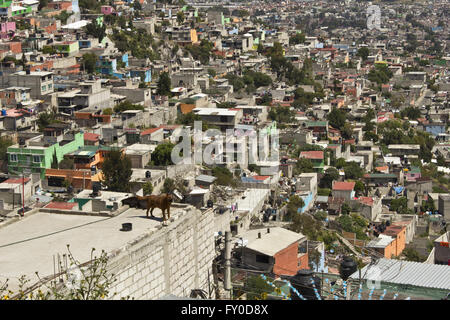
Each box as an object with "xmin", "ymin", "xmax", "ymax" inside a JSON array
[{"xmin": 350, "ymin": 258, "xmax": 450, "ymax": 290}]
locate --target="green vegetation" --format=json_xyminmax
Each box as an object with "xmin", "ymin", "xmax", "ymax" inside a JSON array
[
  {"xmin": 289, "ymin": 214, "xmax": 337, "ymax": 250},
  {"xmin": 37, "ymin": 112, "xmax": 61, "ymax": 132},
  {"xmin": 320, "ymin": 167, "xmax": 339, "ymax": 189},
  {"xmin": 113, "ymin": 101, "xmax": 144, "ymax": 113},
  {"xmin": 156, "ymin": 72, "xmax": 171, "ymax": 96},
  {"xmin": 101, "ymin": 150, "xmax": 133, "ymax": 192},
  {"xmin": 243, "ymin": 275, "xmax": 274, "ymax": 300},
  {"xmin": 268, "ymin": 106, "xmax": 295, "ymax": 124},
  {"xmin": 110, "ymin": 28, "xmax": 159, "ymax": 60},
  {"xmin": 81, "ymin": 53, "xmax": 98, "ymax": 74},
  {"xmin": 283, "ymin": 195, "xmax": 305, "ymax": 221},
  {"xmin": 327, "ymin": 107, "xmax": 347, "ymax": 131},
  {"xmin": 343, "ymin": 162, "xmax": 364, "ymax": 180},
  {"xmin": 402, "ymin": 247, "xmax": 426, "ymax": 262},
  {"xmin": 150, "ymin": 143, "xmax": 175, "ymax": 166},
  {"xmin": 84, "ymin": 21, "xmax": 106, "ymax": 42},
  {"xmin": 185, "ymin": 40, "xmax": 214, "ymax": 65},
  {"xmin": 400, "ymin": 107, "xmax": 422, "ymax": 120},
  {"xmin": 0, "ymin": 246, "xmax": 121, "ymax": 300},
  {"xmin": 161, "ymin": 178, "xmax": 175, "ymax": 194},
  {"xmin": 318, "ymin": 188, "xmax": 331, "ymax": 196},
  {"xmin": 142, "ymin": 182, "xmax": 154, "ymax": 196},
  {"xmin": 337, "ymin": 213, "xmax": 368, "ymax": 240},
  {"xmin": 289, "ymin": 32, "xmax": 306, "ymax": 45},
  {"xmin": 294, "ymin": 158, "xmax": 315, "ymax": 175},
  {"xmin": 390, "ymin": 197, "xmax": 413, "ymax": 214},
  {"xmin": 378, "ymin": 120, "xmax": 435, "ymax": 162},
  {"xmin": 356, "ymin": 47, "xmax": 369, "ymax": 61},
  {"xmin": 0, "ymin": 137, "xmax": 13, "ymax": 162},
  {"xmin": 368, "ymin": 64, "xmax": 393, "ymax": 85},
  {"xmin": 212, "ymin": 166, "xmax": 236, "ymax": 187}
]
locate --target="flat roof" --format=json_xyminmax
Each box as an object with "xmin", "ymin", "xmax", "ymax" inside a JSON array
[
  {"xmin": 388, "ymin": 144, "xmax": 420, "ymax": 150},
  {"xmin": 0, "ymin": 206, "xmax": 188, "ymax": 291},
  {"xmin": 194, "ymin": 108, "xmax": 237, "ymax": 116},
  {"xmin": 237, "ymin": 227, "xmax": 305, "ymax": 257},
  {"xmin": 366, "ymin": 234, "xmax": 394, "ymax": 248}
]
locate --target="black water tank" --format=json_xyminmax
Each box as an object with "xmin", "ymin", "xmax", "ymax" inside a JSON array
[
  {"xmin": 145, "ymin": 171, "xmax": 151, "ymax": 178},
  {"xmin": 207, "ymin": 200, "xmax": 213, "ymax": 208},
  {"xmin": 340, "ymin": 256, "xmax": 357, "ymax": 281},
  {"xmin": 290, "ymin": 269, "xmax": 322, "ymax": 300}
]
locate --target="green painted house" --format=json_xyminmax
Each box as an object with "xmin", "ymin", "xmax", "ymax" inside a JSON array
[{"xmin": 7, "ymin": 132, "xmax": 84, "ymax": 179}]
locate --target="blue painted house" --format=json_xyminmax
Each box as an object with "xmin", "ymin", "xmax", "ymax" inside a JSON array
[{"xmin": 423, "ymin": 123, "xmax": 446, "ymax": 136}]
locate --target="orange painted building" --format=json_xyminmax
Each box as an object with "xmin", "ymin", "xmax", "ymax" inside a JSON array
[
  {"xmin": 29, "ymin": 60, "xmax": 54, "ymax": 72},
  {"xmin": 240, "ymin": 227, "xmax": 308, "ymax": 277},
  {"xmin": 382, "ymin": 225, "xmax": 407, "ymax": 258},
  {"xmin": 45, "ymin": 168, "xmax": 102, "ymax": 189},
  {"xmin": 273, "ymin": 242, "xmax": 309, "ymax": 276},
  {"xmin": 367, "ymin": 224, "xmax": 407, "ymax": 259}
]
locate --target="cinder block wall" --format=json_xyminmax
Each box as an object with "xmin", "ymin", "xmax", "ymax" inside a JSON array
[{"xmin": 107, "ymin": 206, "xmax": 215, "ymax": 299}]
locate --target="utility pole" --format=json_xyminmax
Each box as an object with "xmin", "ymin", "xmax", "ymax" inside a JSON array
[
  {"xmin": 21, "ymin": 172, "xmax": 25, "ymax": 217},
  {"xmin": 224, "ymin": 231, "xmax": 232, "ymax": 300}
]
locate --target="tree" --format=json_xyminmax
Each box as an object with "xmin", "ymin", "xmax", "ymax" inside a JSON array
[
  {"xmin": 294, "ymin": 158, "xmax": 314, "ymax": 174},
  {"xmin": 103, "ymin": 108, "xmax": 113, "ymax": 115},
  {"xmin": 161, "ymin": 178, "xmax": 175, "ymax": 194},
  {"xmin": 327, "ymin": 107, "xmax": 346, "ymax": 131},
  {"xmin": 156, "ymin": 72, "xmax": 171, "ymax": 96},
  {"xmin": 133, "ymin": 0, "xmax": 142, "ymax": 11},
  {"xmin": 38, "ymin": 0, "xmax": 48, "ymax": 11},
  {"xmin": 244, "ymin": 275, "xmax": 274, "ymax": 300},
  {"xmin": 403, "ymin": 247, "xmax": 425, "ymax": 262},
  {"xmin": 354, "ymin": 180, "xmax": 365, "ymax": 196},
  {"xmin": 284, "ymin": 195, "xmax": 305, "ymax": 221},
  {"xmin": 81, "ymin": 53, "xmax": 98, "ymax": 74},
  {"xmin": 51, "ymin": 149, "xmax": 58, "ymax": 169},
  {"xmin": 320, "ymin": 167, "xmax": 339, "ymax": 189},
  {"xmin": 56, "ymin": 10, "xmax": 73, "ymax": 24},
  {"xmin": 335, "ymin": 158, "xmax": 346, "ymax": 169},
  {"xmin": 0, "ymin": 137, "xmax": 13, "ymax": 161},
  {"xmin": 212, "ymin": 166, "xmax": 235, "ymax": 187},
  {"xmin": 101, "ymin": 150, "xmax": 132, "ymax": 192},
  {"xmin": 344, "ymin": 162, "xmax": 364, "ymax": 180},
  {"xmin": 356, "ymin": 47, "xmax": 369, "ymax": 61},
  {"xmin": 142, "ymin": 182, "xmax": 153, "ymax": 196},
  {"xmin": 150, "ymin": 143, "xmax": 175, "ymax": 166},
  {"xmin": 289, "ymin": 32, "xmax": 306, "ymax": 45},
  {"xmin": 176, "ymin": 11, "xmax": 185, "ymax": 24},
  {"xmin": 207, "ymin": 68, "xmax": 216, "ymax": 78},
  {"xmin": 85, "ymin": 22, "xmax": 106, "ymax": 42},
  {"xmin": 59, "ymin": 158, "xmax": 74, "ymax": 170}
]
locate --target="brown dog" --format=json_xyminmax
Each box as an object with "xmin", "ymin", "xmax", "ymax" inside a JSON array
[{"xmin": 136, "ymin": 194, "xmax": 173, "ymax": 222}]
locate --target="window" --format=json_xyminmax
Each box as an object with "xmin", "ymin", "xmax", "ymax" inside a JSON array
[
  {"xmin": 48, "ymin": 84, "xmax": 52, "ymax": 90},
  {"xmin": 10, "ymin": 154, "xmax": 18, "ymax": 162},
  {"xmin": 41, "ymin": 85, "xmax": 46, "ymax": 92},
  {"xmin": 255, "ymin": 254, "xmax": 269, "ymax": 264},
  {"xmin": 33, "ymin": 155, "xmax": 41, "ymax": 163}
]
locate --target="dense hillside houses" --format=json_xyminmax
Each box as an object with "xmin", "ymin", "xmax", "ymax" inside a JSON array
[{"xmin": 0, "ymin": 0, "xmax": 448, "ymax": 302}]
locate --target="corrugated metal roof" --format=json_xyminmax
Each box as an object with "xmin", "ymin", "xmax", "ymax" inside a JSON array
[{"xmin": 350, "ymin": 258, "xmax": 450, "ymax": 290}]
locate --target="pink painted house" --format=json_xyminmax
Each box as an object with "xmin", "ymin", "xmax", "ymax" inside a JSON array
[
  {"xmin": 0, "ymin": 21, "xmax": 15, "ymax": 39},
  {"xmin": 101, "ymin": 5, "xmax": 115, "ymax": 15}
]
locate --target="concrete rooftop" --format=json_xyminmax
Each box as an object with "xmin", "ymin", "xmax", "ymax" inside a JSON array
[{"xmin": 0, "ymin": 206, "xmax": 186, "ymax": 292}]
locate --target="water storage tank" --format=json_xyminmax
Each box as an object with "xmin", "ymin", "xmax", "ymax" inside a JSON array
[
  {"xmin": 290, "ymin": 269, "xmax": 321, "ymax": 300},
  {"xmin": 1, "ymin": 110, "xmax": 6, "ymax": 116},
  {"xmin": 340, "ymin": 256, "xmax": 357, "ymax": 281},
  {"xmin": 145, "ymin": 171, "xmax": 151, "ymax": 178}
]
